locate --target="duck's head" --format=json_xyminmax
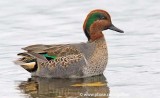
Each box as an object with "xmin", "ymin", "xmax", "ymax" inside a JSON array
[{"xmin": 83, "ymin": 9, "xmax": 124, "ymax": 41}]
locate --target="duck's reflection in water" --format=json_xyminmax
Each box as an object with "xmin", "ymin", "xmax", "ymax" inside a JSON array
[{"xmin": 18, "ymin": 75, "xmax": 109, "ymax": 98}]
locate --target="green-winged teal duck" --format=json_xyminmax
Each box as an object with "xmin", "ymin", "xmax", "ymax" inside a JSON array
[{"xmin": 15, "ymin": 9, "xmax": 124, "ymax": 78}]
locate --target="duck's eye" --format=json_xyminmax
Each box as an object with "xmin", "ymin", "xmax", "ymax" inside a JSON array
[
  {"xmin": 101, "ymin": 17, "xmax": 105, "ymax": 19},
  {"xmin": 100, "ymin": 16, "xmax": 106, "ymax": 20}
]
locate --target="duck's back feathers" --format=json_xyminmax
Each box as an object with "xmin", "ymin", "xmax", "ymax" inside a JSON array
[
  {"xmin": 15, "ymin": 43, "xmax": 93, "ymax": 66},
  {"xmin": 22, "ymin": 44, "xmax": 53, "ymax": 53}
]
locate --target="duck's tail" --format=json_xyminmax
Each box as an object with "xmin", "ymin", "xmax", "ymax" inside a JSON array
[
  {"xmin": 14, "ymin": 60, "xmax": 37, "ymax": 72},
  {"xmin": 14, "ymin": 52, "xmax": 37, "ymax": 72},
  {"xmin": 15, "ymin": 51, "xmax": 49, "ymax": 72}
]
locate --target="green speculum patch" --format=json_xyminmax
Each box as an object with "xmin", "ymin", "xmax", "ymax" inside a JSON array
[{"xmin": 40, "ymin": 53, "xmax": 56, "ymax": 60}]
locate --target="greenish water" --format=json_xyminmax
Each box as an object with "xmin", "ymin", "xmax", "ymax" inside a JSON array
[{"xmin": 0, "ymin": 0, "xmax": 160, "ymax": 98}]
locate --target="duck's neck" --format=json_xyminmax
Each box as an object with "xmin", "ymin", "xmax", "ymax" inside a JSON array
[
  {"xmin": 89, "ymin": 31, "xmax": 104, "ymax": 42},
  {"xmin": 85, "ymin": 26, "xmax": 104, "ymax": 42},
  {"xmin": 89, "ymin": 35, "xmax": 106, "ymax": 43}
]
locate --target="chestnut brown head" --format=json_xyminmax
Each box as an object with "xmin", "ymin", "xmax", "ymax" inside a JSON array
[{"xmin": 83, "ymin": 9, "xmax": 124, "ymax": 41}]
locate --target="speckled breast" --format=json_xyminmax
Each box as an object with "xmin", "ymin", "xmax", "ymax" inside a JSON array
[{"xmin": 83, "ymin": 37, "xmax": 108, "ymax": 77}]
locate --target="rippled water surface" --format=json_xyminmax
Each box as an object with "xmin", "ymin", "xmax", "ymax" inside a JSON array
[{"xmin": 0, "ymin": 0, "xmax": 160, "ymax": 98}]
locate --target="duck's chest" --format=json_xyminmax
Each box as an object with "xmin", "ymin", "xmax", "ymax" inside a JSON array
[{"xmin": 88, "ymin": 38, "xmax": 108, "ymax": 66}]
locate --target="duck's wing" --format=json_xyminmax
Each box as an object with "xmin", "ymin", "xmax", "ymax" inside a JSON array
[
  {"xmin": 16, "ymin": 43, "xmax": 86, "ymax": 64},
  {"xmin": 15, "ymin": 43, "xmax": 89, "ymax": 74}
]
